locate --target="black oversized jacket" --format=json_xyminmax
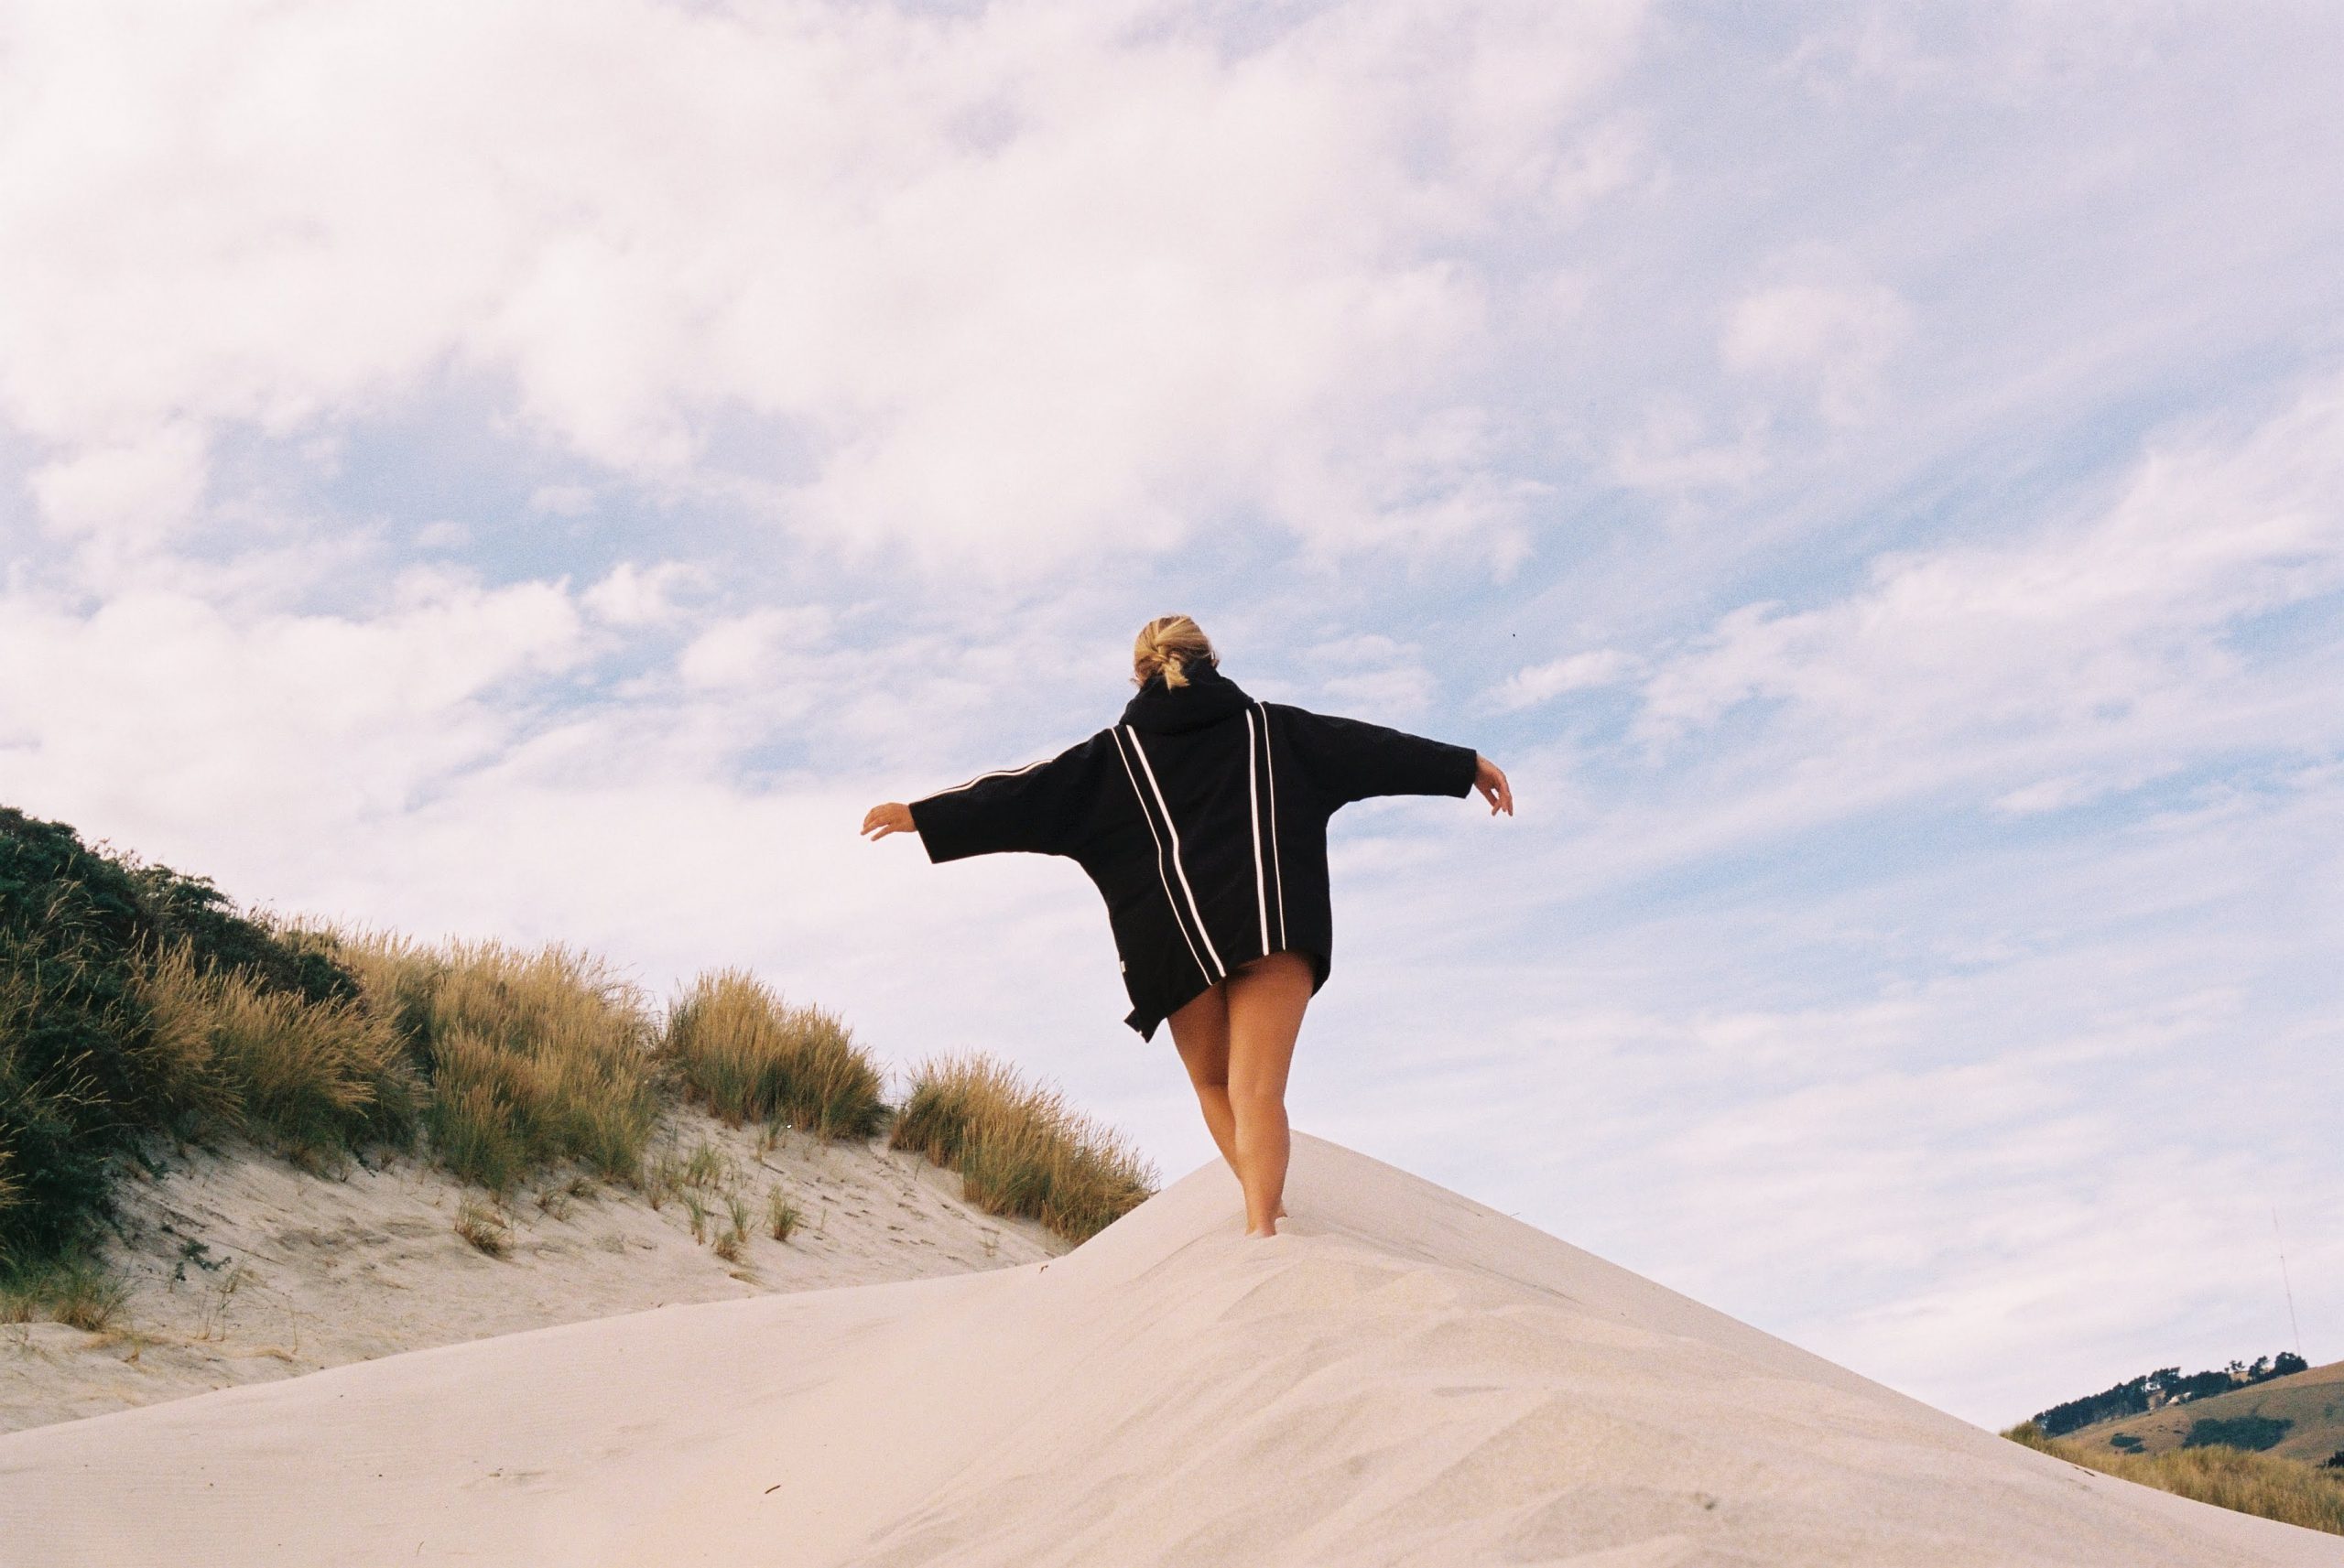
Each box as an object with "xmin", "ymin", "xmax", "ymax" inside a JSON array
[{"xmin": 907, "ymin": 658, "xmax": 1480, "ymax": 1042}]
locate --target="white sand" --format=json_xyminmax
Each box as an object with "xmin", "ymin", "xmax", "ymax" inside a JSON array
[
  {"xmin": 2, "ymin": 1113, "xmax": 1064, "ymax": 1434},
  {"xmin": 1, "ymin": 1131, "xmax": 2330, "ymax": 1566}
]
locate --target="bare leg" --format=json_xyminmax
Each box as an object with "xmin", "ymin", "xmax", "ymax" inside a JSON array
[
  {"xmin": 1167, "ymin": 983, "xmax": 1238, "ymax": 1173},
  {"xmin": 1225, "ymin": 950, "xmax": 1313, "ymax": 1237}
]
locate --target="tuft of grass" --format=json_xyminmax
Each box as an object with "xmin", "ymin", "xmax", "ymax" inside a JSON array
[
  {"xmin": 681, "ymin": 1139, "xmax": 729, "ymax": 1191},
  {"xmin": 134, "ymin": 943, "xmax": 419, "ymax": 1168},
  {"xmin": 452, "ymin": 1196, "xmax": 511, "ymax": 1258},
  {"xmin": 765, "ymin": 1184, "xmax": 800, "ymax": 1243},
  {"xmin": 889, "ymin": 1052, "xmax": 1156, "ymax": 1245},
  {"xmin": 681, "ymin": 1188, "xmax": 710, "ymax": 1243},
  {"xmin": 0, "ymin": 1255, "xmax": 129, "ymax": 1333},
  {"xmin": 313, "ymin": 932, "xmax": 662, "ymax": 1193},
  {"xmin": 711, "ymin": 1191, "xmax": 753, "ymax": 1263},
  {"xmin": 660, "ymin": 970, "xmax": 888, "ymax": 1140},
  {"xmin": 2005, "ymin": 1421, "xmax": 2344, "ymax": 1536}
]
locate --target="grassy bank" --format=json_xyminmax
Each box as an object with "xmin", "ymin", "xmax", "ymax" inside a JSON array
[
  {"xmin": 1, "ymin": 806, "xmax": 1156, "ymax": 1318},
  {"xmin": 890, "ymin": 1051, "xmax": 1156, "ymax": 1244},
  {"xmin": 2004, "ymin": 1420, "xmax": 2344, "ymax": 1537}
]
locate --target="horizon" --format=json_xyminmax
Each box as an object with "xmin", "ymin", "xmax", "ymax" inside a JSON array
[{"xmin": 2, "ymin": 1, "xmax": 2339, "ymax": 1431}]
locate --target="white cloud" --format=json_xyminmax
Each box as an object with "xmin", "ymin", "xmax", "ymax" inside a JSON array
[
  {"xmin": 27, "ymin": 423, "xmax": 208, "ymax": 543},
  {"xmin": 582, "ymin": 560, "xmax": 697, "ymax": 628},
  {"xmin": 1720, "ymin": 279, "xmax": 1913, "ymax": 425},
  {"xmin": 0, "ymin": 0, "xmax": 1650, "ymax": 574},
  {"xmin": 675, "ymin": 606, "xmax": 833, "ymax": 691},
  {"xmin": 0, "ymin": 572, "xmax": 585, "ymax": 839},
  {"xmin": 1485, "ymin": 648, "xmax": 1634, "ymax": 710},
  {"xmin": 1635, "ymin": 371, "xmax": 2344, "ymax": 781}
]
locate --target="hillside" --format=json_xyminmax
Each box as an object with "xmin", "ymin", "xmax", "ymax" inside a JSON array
[
  {"xmin": 2064, "ymin": 1357, "xmax": 2344, "ymax": 1465},
  {"xmin": 2, "ymin": 1133, "xmax": 2334, "ymax": 1567},
  {"xmin": 3, "ymin": 1112, "xmax": 1065, "ymax": 1434}
]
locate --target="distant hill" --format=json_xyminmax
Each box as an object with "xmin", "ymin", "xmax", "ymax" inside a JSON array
[{"xmin": 2063, "ymin": 1357, "xmax": 2344, "ymax": 1466}]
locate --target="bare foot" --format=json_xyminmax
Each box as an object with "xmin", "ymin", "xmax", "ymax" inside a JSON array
[{"xmin": 1244, "ymin": 1225, "xmax": 1277, "ymax": 1238}]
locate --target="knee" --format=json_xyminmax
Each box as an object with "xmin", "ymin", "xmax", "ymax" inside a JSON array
[{"xmin": 1227, "ymin": 1079, "xmax": 1285, "ymax": 1116}]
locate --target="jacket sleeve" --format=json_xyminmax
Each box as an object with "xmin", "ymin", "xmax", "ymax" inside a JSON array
[
  {"xmin": 1274, "ymin": 704, "xmax": 1480, "ymax": 809},
  {"xmin": 906, "ymin": 736, "xmax": 1103, "ymax": 863}
]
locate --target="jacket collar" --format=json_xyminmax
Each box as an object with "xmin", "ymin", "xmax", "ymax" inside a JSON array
[{"xmin": 1119, "ymin": 656, "xmax": 1252, "ymax": 734}]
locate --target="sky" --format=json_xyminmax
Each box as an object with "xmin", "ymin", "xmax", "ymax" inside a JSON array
[{"xmin": 2, "ymin": 0, "xmax": 2339, "ymax": 1431}]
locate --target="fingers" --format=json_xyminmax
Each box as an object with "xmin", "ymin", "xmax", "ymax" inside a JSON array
[{"xmin": 1481, "ymin": 765, "xmax": 1514, "ymax": 816}]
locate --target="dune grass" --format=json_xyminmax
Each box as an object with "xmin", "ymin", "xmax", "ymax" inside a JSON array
[
  {"xmin": 659, "ymin": 969, "xmax": 888, "ymax": 1140},
  {"xmin": 134, "ymin": 943, "xmax": 419, "ymax": 1169},
  {"xmin": 0, "ymin": 1254, "xmax": 127, "ymax": 1333},
  {"xmin": 309, "ymin": 931, "xmax": 662, "ymax": 1193},
  {"xmin": 2005, "ymin": 1421, "xmax": 2344, "ymax": 1536},
  {"xmin": 889, "ymin": 1051, "xmax": 1156, "ymax": 1245}
]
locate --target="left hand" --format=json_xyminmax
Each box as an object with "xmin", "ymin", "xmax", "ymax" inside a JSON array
[
  {"xmin": 1472, "ymin": 755, "xmax": 1514, "ymax": 816},
  {"xmin": 861, "ymin": 802, "xmax": 915, "ymax": 839}
]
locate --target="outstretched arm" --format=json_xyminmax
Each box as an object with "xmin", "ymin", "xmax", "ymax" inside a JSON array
[{"xmin": 863, "ymin": 737, "xmax": 1107, "ymax": 862}]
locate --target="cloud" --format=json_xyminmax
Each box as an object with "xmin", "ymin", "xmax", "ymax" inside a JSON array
[
  {"xmin": 27, "ymin": 423, "xmax": 208, "ymax": 543},
  {"xmin": 1634, "ymin": 370, "xmax": 2344, "ymax": 785},
  {"xmin": 582, "ymin": 561, "xmax": 698, "ymax": 628},
  {"xmin": 1485, "ymin": 648, "xmax": 1635, "ymax": 710},
  {"xmin": 0, "ymin": 0, "xmax": 1651, "ymax": 574},
  {"xmin": 1720, "ymin": 279, "xmax": 1913, "ymax": 425},
  {"xmin": 0, "ymin": 570, "xmax": 585, "ymax": 840}
]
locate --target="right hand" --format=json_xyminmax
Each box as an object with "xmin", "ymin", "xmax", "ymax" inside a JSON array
[
  {"xmin": 861, "ymin": 802, "xmax": 915, "ymax": 840},
  {"xmin": 1472, "ymin": 755, "xmax": 1514, "ymax": 816}
]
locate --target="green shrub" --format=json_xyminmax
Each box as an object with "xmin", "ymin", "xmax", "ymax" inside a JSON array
[
  {"xmin": 2184, "ymin": 1414, "xmax": 2293, "ymax": 1453},
  {"xmin": 1, "ymin": 806, "xmax": 370, "ymax": 1264}
]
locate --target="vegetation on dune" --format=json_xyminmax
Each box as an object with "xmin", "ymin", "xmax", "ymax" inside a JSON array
[
  {"xmin": 1, "ymin": 806, "xmax": 377, "ymax": 1266},
  {"xmin": 2, "ymin": 804, "xmax": 1156, "ymax": 1326},
  {"xmin": 660, "ymin": 968, "xmax": 887, "ymax": 1140},
  {"xmin": 2004, "ymin": 1420, "xmax": 2344, "ymax": 1536},
  {"xmin": 302, "ymin": 931, "xmax": 663, "ymax": 1192},
  {"xmin": 891, "ymin": 1050, "xmax": 1156, "ymax": 1245}
]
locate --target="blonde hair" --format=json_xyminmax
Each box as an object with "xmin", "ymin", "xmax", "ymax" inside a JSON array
[{"xmin": 1133, "ymin": 614, "xmax": 1215, "ymax": 689}]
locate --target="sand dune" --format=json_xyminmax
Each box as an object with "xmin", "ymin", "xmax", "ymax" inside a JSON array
[
  {"xmin": 2, "ymin": 1116, "xmax": 1063, "ymax": 1435},
  {"xmin": 0, "ymin": 1132, "xmax": 2328, "ymax": 1566}
]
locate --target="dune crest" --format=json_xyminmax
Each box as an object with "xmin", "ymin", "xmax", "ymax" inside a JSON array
[{"xmin": 0, "ymin": 1132, "xmax": 2328, "ymax": 1566}]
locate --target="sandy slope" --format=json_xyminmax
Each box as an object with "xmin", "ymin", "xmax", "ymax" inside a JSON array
[
  {"xmin": 2, "ymin": 1114, "xmax": 1065, "ymax": 1434},
  {"xmin": 0, "ymin": 1132, "xmax": 2330, "ymax": 1567}
]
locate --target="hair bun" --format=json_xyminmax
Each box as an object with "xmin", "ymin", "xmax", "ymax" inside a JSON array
[{"xmin": 1134, "ymin": 614, "xmax": 1214, "ymax": 690}]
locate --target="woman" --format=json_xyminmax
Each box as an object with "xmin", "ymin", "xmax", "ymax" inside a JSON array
[{"xmin": 862, "ymin": 615, "xmax": 1514, "ymax": 1238}]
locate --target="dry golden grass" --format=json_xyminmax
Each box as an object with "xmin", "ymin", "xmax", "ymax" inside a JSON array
[
  {"xmin": 134, "ymin": 943, "xmax": 419, "ymax": 1167},
  {"xmin": 452, "ymin": 1196, "xmax": 511, "ymax": 1258},
  {"xmin": 889, "ymin": 1051, "xmax": 1156, "ymax": 1245},
  {"xmin": 0, "ymin": 1256, "xmax": 127, "ymax": 1332},
  {"xmin": 660, "ymin": 969, "xmax": 888, "ymax": 1141},
  {"xmin": 309, "ymin": 930, "xmax": 661, "ymax": 1193},
  {"xmin": 2005, "ymin": 1421, "xmax": 2344, "ymax": 1536}
]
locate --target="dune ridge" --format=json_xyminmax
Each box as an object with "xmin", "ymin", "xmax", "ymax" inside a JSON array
[{"xmin": 0, "ymin": 1132, "xmax": 2329, "ymax": 1566}]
